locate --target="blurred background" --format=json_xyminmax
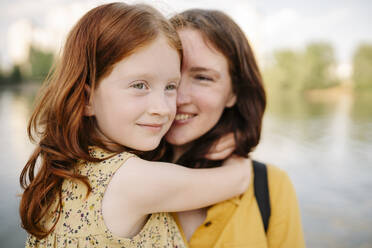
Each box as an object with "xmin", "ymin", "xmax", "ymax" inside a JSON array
[{"xmin": 0, "ymin": 0, "xmax": 371, "ymax": 247}]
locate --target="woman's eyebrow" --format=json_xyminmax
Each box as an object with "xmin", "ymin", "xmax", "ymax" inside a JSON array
[{"xmin": 189, "ymin": 67, "xmax": 220, "ymax": 79}]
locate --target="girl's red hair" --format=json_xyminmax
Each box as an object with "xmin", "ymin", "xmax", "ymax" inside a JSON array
[{"xmin": 19, "ymin": 2, "xmax": 181, "ymax": 239}]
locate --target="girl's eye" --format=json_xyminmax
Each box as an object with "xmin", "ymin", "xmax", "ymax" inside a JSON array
[
  {"xmin": 130, "ymin": 82, "xmax": 148, "ymax": 90},
  {"xmin": 165, "ymin": 83, "xmax": 178, "ymax": 91},
  {"xmin": 194, "ymin": 75, "xmax": 213, "ymax": 81}
]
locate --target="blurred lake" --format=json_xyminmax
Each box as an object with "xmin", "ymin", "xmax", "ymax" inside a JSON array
[{"xmin": 0, "ymin": 84, "xmax": 371, "ymax": 248}]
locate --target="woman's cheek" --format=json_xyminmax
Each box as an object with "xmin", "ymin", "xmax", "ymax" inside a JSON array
[{"xmin": 194, "ymin": 88, "xmax": 225, "ymax": 113}]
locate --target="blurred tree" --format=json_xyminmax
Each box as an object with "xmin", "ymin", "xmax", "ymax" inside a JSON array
[
  {"xmin": 353, "ymin": 44, "xmax": 372, "ymax": 89},
  {"xmin": 0, "ymin": 66, "xmax": 23, "ymax": 85},
  {"xmin": 28, "ymin": 45, "xmax": 54, "ymax": 82},
  {"xmin": 9, "ymin": 65, "xmax": 23, "ymax": 83},
  {"xmin": 263, "ymin": 42, "xmax": 339, "ymax": 93},
  {"xmin": 0, "ymin": 60, "xmax": 7, "ymax": 85},
  {"xmin": 0, "ymin": 70, "xmax": 5, "ymax": 84},
  {"xmin": 264, "ymin": 49, "xmax": 305, "ymax": 92},
  {"xmin": 302, "ymin": 43, "xmax": 339, "ymax": 89}
]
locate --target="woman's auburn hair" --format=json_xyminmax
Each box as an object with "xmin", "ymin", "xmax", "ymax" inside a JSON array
[
  {"xmin": 19, "ymin": 2, "xmax": 181, "ymax": 239},
  {"xmin": 164, "ymin": 9, "xmax": 266, "ymax": 168}
]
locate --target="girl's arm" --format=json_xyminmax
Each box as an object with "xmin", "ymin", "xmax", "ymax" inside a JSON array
[{"xmin": 111, "ymin": 155, "xmax": 251, "ymax": 214}]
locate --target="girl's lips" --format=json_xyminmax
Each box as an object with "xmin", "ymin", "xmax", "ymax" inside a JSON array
[{"xmin": 136, "ymin": 123, "xmax": 164, "ymax": 132}]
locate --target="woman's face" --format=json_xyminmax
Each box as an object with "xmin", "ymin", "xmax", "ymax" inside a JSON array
[{"xmin": 165, "ymin": 28, "xmax": 236, "ymax": 146}]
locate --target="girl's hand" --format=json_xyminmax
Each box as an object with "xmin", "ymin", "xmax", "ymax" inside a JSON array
[
  {"xmin": 222, "ymin": 154, "xmax": 252, "ymax": 188},
  {"xmin": 205, "ymin": 133, "xmax": 236, "ymax": 160}
]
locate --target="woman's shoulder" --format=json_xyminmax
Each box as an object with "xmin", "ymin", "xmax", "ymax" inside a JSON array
[
  {"xmin": 266, "ymin": 164, "xmax": 290, "ymax": 182},
  {"xmin": 250, "ymin": 162, "xmax": 297, "ymax": 201},
  {"xmin": 251, "ymin": 162, "xmax": 292, "ymax": 188},
  {"xmin": 264, "ymin": 164, "xmax": 298, "ymax": 203}
]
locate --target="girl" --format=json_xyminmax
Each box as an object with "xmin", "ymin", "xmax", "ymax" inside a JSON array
[
  {"xmin": 163, "ymin": 9, "xmax": 306, "ymax": 247},
  {"xmin": 19, "ymin": 3, "xmax": 251, "ymax": 247}
]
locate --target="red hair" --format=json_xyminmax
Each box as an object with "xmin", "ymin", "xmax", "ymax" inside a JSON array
[{"xmin": 20, "ymin": 2, "xmax": 181, "ymax": 239}]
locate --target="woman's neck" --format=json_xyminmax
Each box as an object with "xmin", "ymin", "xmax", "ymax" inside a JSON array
[{"xmin": 172, "ymin": 143, "xmax": 193, "ymax": 163}]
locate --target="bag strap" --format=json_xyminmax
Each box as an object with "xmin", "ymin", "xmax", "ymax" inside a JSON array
[{"xmin": 253, "ymin": 160, "xmax": 271, "ymax": 233}]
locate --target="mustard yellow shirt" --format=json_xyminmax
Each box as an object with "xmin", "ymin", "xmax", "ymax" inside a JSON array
[{"xmin": 174, "ymin": 164, "xmax": 305, "ymax": 248}]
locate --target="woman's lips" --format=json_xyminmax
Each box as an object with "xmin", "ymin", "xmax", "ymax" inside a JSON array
[{"xmin": 173, "ymin": 113, "xmax": 196, "ymax": 124}]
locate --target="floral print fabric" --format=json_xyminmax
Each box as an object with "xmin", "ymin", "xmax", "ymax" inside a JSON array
[{"xmin": 26, "ymin": 148, "xmax": 186, "ymax": 248}]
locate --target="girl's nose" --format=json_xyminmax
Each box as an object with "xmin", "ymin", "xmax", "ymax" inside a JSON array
[{"xmin": 148, "ymin": 93, "xmax": 172, "ymax": 117}]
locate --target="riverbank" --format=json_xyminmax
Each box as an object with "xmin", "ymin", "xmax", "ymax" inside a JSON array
[{"xmin": 305, "ymin": 84, "xmax": 354, "ymax": 102}]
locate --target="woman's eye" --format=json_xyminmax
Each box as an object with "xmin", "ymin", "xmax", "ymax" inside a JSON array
[
  {"xmin": 130, "ymin": 82, "xmax": 148, "ymax": 90},
  {"xmin": 194, "ymin": 75, "xmax": 213, "ymax": 81}
]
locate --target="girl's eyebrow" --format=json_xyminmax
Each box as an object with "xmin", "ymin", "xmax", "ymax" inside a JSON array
[
  {"xmin": 109, "ymin": 72, "xmax": 154, "ymax": 83},
  {"xmin": 127, "ymin": 73, "xmax": 181, "ymax": 83},
  {"xmin": 113, "ymin": 73, "xmax": 180, "ymax": 84},
  {"xmin": 189, "ymin": 67, "xmax": 221, "ymax": 79},
  {"xmin": 168, "ymin": 75, "xmax": 181, "ymax": 83},
  {"xmin": 121, "ymin": 72, "xmax": 154, "ymax": 79}
]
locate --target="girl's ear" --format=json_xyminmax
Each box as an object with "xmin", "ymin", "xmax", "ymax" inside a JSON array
[
  {"xmin": 84, "ymin": 85, "xmax": 95, "ymax": 116},
  {"xmin": 225, "ymin": 93, "xmax": 237, "ymax": 108},
  {"xmin": 84, "ymin": 103, "xmax": 95, "ymax": 116}
]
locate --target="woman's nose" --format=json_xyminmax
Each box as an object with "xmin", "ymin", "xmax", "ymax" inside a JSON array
[{"xmin": 176, "ymin": 77, "xmax": 191, "ymax": 105}]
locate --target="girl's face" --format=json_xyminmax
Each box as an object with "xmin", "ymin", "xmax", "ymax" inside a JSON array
[
  {"xmin": 86, "ymin": 35, "xmax": 181, "ymax": 151},
  {"xmin": 165, "ymin": 28, "xmax": 236, "ymax": 146}
]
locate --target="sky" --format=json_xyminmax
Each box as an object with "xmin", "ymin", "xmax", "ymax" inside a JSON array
[{"xmin": 0, "ymin": 0, "xmax": 371, "ymax": 70}]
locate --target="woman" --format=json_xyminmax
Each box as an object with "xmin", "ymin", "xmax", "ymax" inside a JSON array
[{"xmin": 162, "ymin": 9, "xmax": 306, "ymax": 247}]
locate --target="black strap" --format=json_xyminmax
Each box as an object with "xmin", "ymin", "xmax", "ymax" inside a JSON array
[{"xmin": 253, "ymin": 160, "xmax": 271, "ymax": 233}]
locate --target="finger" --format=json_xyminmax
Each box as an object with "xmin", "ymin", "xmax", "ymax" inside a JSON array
[
  {"xmin": 214, "ymin": 134, "xmax": 235, "ymax": 153},
  {"xmin": 218, "ymin": 132, "xmax": 234, "ymax": 144},
  {"xmin": 206, "ymin": 147, "xmax": 234, "ymax": 160},
  {"xmin": 205, "ymin": 147, "xmax": 235, "ymax": 160},
  {"xmin": 207, "ymin": 133, "xmax": 235, "ymax": 154}
]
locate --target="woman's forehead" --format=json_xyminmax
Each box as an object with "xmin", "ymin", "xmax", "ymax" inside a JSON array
[{"xmin": 179, "ymin": 29, "xmax": 227, "ymax": 73}]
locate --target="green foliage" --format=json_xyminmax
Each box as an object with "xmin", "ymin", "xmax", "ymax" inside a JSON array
[
  {"xmin": 353, "ymin": 44, "xmax": 372, "ymax": 89},
  {"xmin": 0, "ymin": 65, "xmax": 23, "ymax": 85},
  {"xmin": 0, "ymin": 70, "xmax": 5, "ymax": 84},
  {"xmin": 0, "ymin": 45, "xmax": 54, "ymax": 86},
  {"xmin": 28, "ymin": 45, "xmax": 54, "ymax": 81},
  {"xmin": 302, "ymin": 43, "xmax": 338, "ymax": 89},
  {"xmin": 263, "ymin": 42, "xmax": 340, "ymax": 93},
  {"xmin": 9, "ymin": 65, "xmax": 22, "ymax": 83}
]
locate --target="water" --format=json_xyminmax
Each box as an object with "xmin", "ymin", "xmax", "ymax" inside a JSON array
[
  {"xmin": 0, "ymin": 85, "xmax": 371, "ymax": 248},
  {"xmin": 0, "ymin": 85, "xmax": 35, "ymax": 248},
  {"xmin": 253, "ymin": 91, "xmax": 372, "ymax": 248}
]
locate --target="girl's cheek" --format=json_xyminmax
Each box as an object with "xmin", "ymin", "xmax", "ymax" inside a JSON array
[
  {"xmin": 167, "ymin": 93, "xmax": 177, "ymax": 107},
  {"xmin": 169, "ymin": 97, "xmax": 177, "ymax": 116}
]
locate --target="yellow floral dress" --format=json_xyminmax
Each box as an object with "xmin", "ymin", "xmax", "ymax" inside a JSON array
[{"xmin": 26, "ymin": 148, "xmax": 186, "ymax": 248}]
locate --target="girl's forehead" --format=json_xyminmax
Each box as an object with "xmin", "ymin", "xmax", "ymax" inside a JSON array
[{"xmin": 103, "ymin": 36, "xmax": 181, "ymax": 82}]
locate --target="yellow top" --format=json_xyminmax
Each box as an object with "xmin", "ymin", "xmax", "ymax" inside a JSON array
[
  {"xmin": 173, "ymin": 164, "xmax": 305, "ymax": 248},
  {"xmin": 26, "ymin": 148, "xmax": 186, "ymax": 248}
]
